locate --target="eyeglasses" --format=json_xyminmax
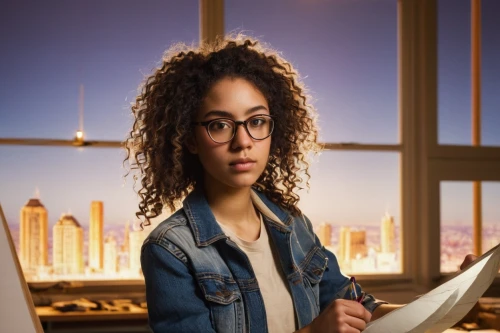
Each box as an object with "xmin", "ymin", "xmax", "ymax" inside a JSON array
[{"xmin": 192, "ymin": 114, "xmax": 275, "ymax": 144}]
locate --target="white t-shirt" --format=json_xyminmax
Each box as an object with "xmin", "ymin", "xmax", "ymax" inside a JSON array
[{"xmin": 217, "ymin": 213, "xmax": 297, "ymax": 333}]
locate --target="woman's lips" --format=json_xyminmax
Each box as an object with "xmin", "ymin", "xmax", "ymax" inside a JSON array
[{"xmin": 229, "ymin": 161, "xmax": 256, "ymax": 171}]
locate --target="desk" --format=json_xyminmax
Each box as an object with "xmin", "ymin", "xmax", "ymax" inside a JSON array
[{"xmin": 36, "ymin": 305, "xmax": 150, "ymax": 333}]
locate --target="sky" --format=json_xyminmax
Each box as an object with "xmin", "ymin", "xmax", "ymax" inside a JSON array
[{"xmin": 0, "ymin": 0, "xmax": 499, "ymax": 231}]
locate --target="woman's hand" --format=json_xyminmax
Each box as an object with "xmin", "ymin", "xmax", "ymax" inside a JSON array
[{"xmin": 302, "ymin": 299, "xmax": 371, "ymax": 333}]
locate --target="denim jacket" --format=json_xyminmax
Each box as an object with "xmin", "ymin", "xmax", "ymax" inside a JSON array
[{"xmin": 141, "ymin": 187, "xmax": 383, "ymax": 333}]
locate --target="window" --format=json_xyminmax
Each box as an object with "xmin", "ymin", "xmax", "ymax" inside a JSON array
[
  {"xmin": 1, "ymin": 146, "xmax": 167, "ymax": 281},
  {"xmin": 0, "ymin": 0, "xmax": 198, "ymax": 283},
  {"xmin": 440, "ymin": 181, "xmax": 500, "ymax": 274},
  {"xmin": 226, "ymin": 0, "xmax": 401, "ymax": 278},
  {"xmin": 482, "ymin": 182, "xmax": 500, "ymax": 255},
  {"xmin": 0, "ymin": 1, "xmax": 199, "ymax": 140},
  {"xmin": 482, "ymin": 0, "xmax": 500, "ymax": 146},
  {"xmin": 438, "ymin": 0, "xmax": 500, "ymax": 146},
  {"xmin": 2, "ymin": 0, "xmax": 498, "ymax": 295},
  {"xmin": 226, "ymin": 0, "xmax": 398, "ymax": 144},
  {"xmin": 437, "ymin": 0, "xmax": 471, "ymax": 146},
  {"xmin": 440, "ymin": 182, "xmax": 473, "ymax": 273},
  {"xmin": 434, "ymin": 0, "xmax": 500, "ymax": 281},
  {"xmin": 300, "ymin": 152, "xmax": 401, "ymax": 274}
]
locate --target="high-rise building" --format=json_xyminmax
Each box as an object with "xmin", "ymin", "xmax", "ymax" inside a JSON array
[
  {"xmin": 122, "ymin": 220, "xmax": 130, "ymax": 253},
  {"xmin": 338, "ymin": 226, "xmax": 350, "ymax": 263},
  {"xmin": 317, "ymin": 223, "xmax": 332, "ymax": 247},
  {"xmin": 89, "ymin": 201, "xmax": 104, "ymax": 271},
  {"xmin": 53, "ymin": 214, "xmax": 84, "ymax": 275},
  {"xmin": 338, "ymin": 227, "xmax": 367, "ymax": 263},
  {"xmin": 129, "ymin": 229, "xmax": 148, "ymax": 276},
  {"xmin": 381, "ymin": 212, "xmax": 395, "ymax": 253},
  {"xmin": 19, "ymin": 197, "xmax": 49, "ymax": 271},
  {"xmin": 346, "ymin": 229, "xmax": 367, "ymax": 260},
  {"xmin": 103, "ymin": 233, "xmax": 118, "ymax": 275}
]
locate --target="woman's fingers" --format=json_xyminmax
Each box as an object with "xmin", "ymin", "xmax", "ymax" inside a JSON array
[
  {"xmin": 344, "ymin": 315, "xmax": 368, "ymax": 331},
  {"xmin": 460, "ymin": 254, "xmax": 478, "ymax": 270},
  {"xmin": 343, "ymin": 300, "xmax": 372, "ymax": 323}
]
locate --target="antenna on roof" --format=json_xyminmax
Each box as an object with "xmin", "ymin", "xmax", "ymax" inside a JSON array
[
  {"xmin": 74, "ymin": 84, "xmax": 85, "ymax": 145},
  {"xmin": 34, "ymin": 187, "xmax": 40, "ymax": 199},
  {"xmin": 79, "ymin": 84, "xmax": 84, "ymax": 134}
]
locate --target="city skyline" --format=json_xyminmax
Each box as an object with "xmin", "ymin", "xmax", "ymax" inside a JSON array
[
  {"xmin": 13, "ymin": 193, "xmax": 404, "ymax": 280},
  {"xmin": 9, "ymin": 193, "xmax": 498, "ymax": 280},
  {"xmin": 1, "ymin": 1, "xmax": 499, "ymax": 233},
  {"xmin": 16, "ymin": 196, "xmax": 146, "ymax": 282}
]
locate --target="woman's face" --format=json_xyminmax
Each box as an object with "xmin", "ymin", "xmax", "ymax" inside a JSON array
[{"xmin": 189, "ymin": 77, "xmax": 272, "ymax": 191}]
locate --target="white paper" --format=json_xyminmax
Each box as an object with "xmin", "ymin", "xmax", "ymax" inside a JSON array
[
  {"xmin": 364, "ymin": 243, "xmax": 500, "ymax": 333},
  {"xmin": 0, "ymin": 204, "xmax": 44, "ymax": 333}
]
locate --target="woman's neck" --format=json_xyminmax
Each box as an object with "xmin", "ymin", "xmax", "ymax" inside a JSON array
[{"xmin": 203, "ymin": 182, "xmax": 261, "ymax": 241}]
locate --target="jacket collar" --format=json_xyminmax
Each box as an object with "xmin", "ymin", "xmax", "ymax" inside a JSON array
[{"xmin": 182, "ymin": 186, "xmax": 294, "ymax": 247}]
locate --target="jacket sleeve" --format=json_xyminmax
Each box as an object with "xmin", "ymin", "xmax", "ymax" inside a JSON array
[
  {"xmin": 141, "ymin": 241, "xmax": 216, "ymax": 333},
  {"xmin": 301, "ymin": 215, "xmax": 387, "ymax": 314},
  {"xmin": 318, "ymin": 245, "xmax": 387, "ymax": 314}
]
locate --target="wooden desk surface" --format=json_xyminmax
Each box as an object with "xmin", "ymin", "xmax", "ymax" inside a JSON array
[{"xmin": 36, "ymin": 304, "xmax": 148, "ymax": 322}]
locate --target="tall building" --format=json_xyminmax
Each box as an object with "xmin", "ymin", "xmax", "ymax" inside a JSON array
[
  {"xmin": 338, "ymin": 227, "xmax": 367, "ymax": 262},
  {"xmin": 317, "ymin": 223, "xmax": 332, "ymax": 247},
  {"xmin": 338, "ymin": 226, "xmax": 350, "ymax": 263},
  {"xmin": 129, "ymin": 229, "xmax": 148, "ymax": 276},
  {"xmin": 89, "ymin": 201, "xmax": 104, "ymax": 271},
  {"xmin": 19, "ymin": 198, "xmax": 49, "ymax": 271},
  {"xmin": 381, "ymin": 212, "xmax": 395, "ymax": 253},
  {"xmin": 53, "ymin": 214, "xmax": 84, "ymax": 275},
  {"xmin": 346, "ymin": 230, "xmax": 367, "ymax": 260},
  {"xmin": 117, "ymin": 221, "xmax": 131, "ymax": 271},
  {"xmin": 103, "ymin": 233, "xmax": 118, "ymax": 275},
  {"xmin": 122, "ymin": 220, "xmax": 130, "ymax": 253}
]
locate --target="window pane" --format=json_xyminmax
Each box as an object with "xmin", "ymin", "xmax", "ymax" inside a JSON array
[
  {"xmin": 226, "ymin": 0, "xmax": 398, "ymax": 144},
  {"xmin": 482, "ymin": 182, "xmax": 500, "ymax": 254},
  {"xmin": 438, "ymin": 0, "xmax": 471, "ymax": 145},
  {"xmin": 440, "ymin": 181, "xmax": 500, "ymax": 274},
  {"xmin": 482, "ymin": 0, "xmax": 500, "ymax": 146},
  {"xmin": 438, "ymin": 0, "xmax": 500, "ymax": 147},
  {"xmin": 1, "ymin": 146, "xmax": 168, "ymax": 282},
  {"xmin": 0, "ymin": 1, "xmax": 198, "ymax": 141},
  {"xmin": 298, "ymin": 152, "xmax": 401, "ymax": 274},
  {"xmin": 440, "ymin": 182, "xmax": 473, "ymax": 273}
]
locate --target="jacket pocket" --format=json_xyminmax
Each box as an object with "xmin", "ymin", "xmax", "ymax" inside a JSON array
[
  {"xmin": 300, "ymin": 246, "xmax": 328, "ymax": 313},
  {"xmin": 301, "ymin": 246, "xmax": 328, "ymax": 285},
  {"xmin": 198, "ymin": 275, "xmax": 244, "ymax": 333}
]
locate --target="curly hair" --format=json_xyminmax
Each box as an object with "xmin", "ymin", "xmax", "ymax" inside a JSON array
[{"xmin": 124, "ymin": 33, "xmax": 322, "ymax": 226}]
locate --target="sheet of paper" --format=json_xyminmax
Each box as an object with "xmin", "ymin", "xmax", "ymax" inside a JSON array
[
  {"xmin": 426, "ymin": 243, "xmax": 500, "ymax": 333},
  {"xmin": 0, "ymin": 204, "xmax": 44, "ymax": 333},
  {"xmin": 363, "ymin": 243, "xmax": 500, "ymax": 333},
  {"xmin": 363, "ymin": 287, "xmax": 459, "ymax": 333}
]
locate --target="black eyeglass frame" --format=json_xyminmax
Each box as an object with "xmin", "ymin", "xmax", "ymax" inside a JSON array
[{"xmin": 191, "ymin": 114, "xmax": 275, "ymax": 143}]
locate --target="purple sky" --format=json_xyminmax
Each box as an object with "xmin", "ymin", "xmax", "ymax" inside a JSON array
[{"xmin": 0, "ymin": 0, "xmax": 499, "ymax": 230}]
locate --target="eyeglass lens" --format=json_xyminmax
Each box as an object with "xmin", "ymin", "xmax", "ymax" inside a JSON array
[{"xmin": 207, "ymin": 115, "xmax": 274, "ymax": 143}]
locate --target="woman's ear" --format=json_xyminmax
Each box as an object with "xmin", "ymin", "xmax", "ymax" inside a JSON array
[{"xmin": 185, "ymin": 135, "xmax": 198, "ymax": 154}]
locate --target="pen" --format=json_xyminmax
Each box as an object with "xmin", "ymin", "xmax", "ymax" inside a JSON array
[{"xmin": 350, "ymin": 276, "xmax": 363, "ymax": 303}]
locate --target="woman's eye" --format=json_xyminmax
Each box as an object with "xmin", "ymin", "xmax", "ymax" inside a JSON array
[
  {"xmin": 210, "ymin": 121, "xmax": 232, "ymax": 131},
  {"xmin": 250, "ymin": 118, "xmax": 265, "ymax": 127}
]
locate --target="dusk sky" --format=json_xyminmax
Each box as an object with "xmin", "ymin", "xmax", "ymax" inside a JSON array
[{"xmin": 0, "ymin": 0, "xmax": 498, "ymax": 231}]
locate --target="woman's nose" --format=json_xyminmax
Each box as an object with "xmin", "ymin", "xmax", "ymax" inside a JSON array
[{"xmin": 230, "ymin": 124, "xmax": 253, "ymax": 150}]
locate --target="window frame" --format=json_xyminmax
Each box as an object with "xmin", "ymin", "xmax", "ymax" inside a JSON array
[{"xmin": 3, "ymin": 0, "xmax": 500, "ymax": 300}]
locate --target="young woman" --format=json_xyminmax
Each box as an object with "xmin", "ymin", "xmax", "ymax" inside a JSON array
[{"xmin": 125, "ymin": 35, "xmax": 476, "ymax": 333}]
